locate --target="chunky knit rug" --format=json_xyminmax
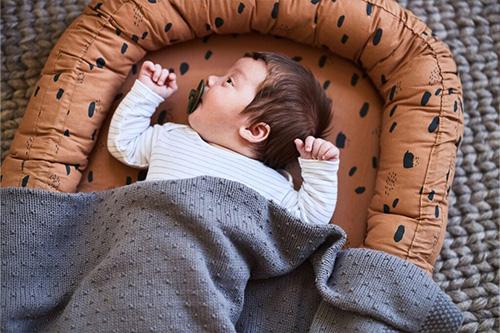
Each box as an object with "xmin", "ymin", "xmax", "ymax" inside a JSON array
[{"xmin": 1, "ymin": 0, "xmax": 498, "ymax": 332}]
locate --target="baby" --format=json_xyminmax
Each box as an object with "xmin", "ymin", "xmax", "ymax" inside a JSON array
[{"xmin": 108, "ymin": 51, "xmax": 340, "ymax": 225}]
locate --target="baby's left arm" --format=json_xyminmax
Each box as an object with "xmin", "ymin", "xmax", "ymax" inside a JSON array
[
  {"xmin": 293, "ymin": 136, "xmax": 339, "ymax": 162},
  {"xmin": 280, "ymin": 137, "xmax": 340, "ymax": 225}
]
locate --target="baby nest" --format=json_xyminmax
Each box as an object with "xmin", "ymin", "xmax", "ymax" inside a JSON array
[{"xmin": 0, "ymin": 0, "xmax": 464, "ymax": 273}]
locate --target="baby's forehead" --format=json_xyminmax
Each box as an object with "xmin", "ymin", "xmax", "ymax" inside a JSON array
[
  {"xmin": 214, "ymin": 57, "xmax": 268, "ymax": 89},
  {"xmin": 232, "ymin": 57, "xmax": 251, "ymax": 69},
  {"xmin": 235, "ymin": 56, "xmax": 266, "ymax": 68}
]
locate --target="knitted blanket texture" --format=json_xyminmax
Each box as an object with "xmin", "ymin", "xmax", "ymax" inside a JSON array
[{"xmin": 1, "ymin": 176, "xmax": 463, "ymax": 332}]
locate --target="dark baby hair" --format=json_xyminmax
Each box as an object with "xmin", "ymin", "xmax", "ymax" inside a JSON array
[{"xmin": 241, "ymin": 51, "xmax": 333, "ymax": 170}]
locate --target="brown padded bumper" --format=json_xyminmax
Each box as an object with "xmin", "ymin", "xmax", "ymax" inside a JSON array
[{"xmin": 1, "ymin": 0, "xmax": 463, "ymax": 273}]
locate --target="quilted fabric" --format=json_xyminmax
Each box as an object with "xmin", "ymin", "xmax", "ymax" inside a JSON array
[{"xmin": 0, "ymin": 0, "xmax": 463, "ymax": 273}]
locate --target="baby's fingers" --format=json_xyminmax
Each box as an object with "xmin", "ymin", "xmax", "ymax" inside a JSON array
[
  {"xmin": 167, "ymin": 73, "xmax": 177, "ymax": 86},
  {"xmin": 140, "ymin": 61, "xmax": 155, "ymax": 78},
  {"xmin": 158, "ymin": 69, "xmax": 169, "ymax": 85},
  {"xmin": 167, "ymin": 77, "xmax": 178, "ymax": 93},
  {"xmin": 153, "ymin": 64, "xmax": 162, "ymax": 81},
  {"xmin": 322, "ymin": 146, "xmax": 340, "ymax": 161},
  {"xmin": 318, "ymin": 142, "xmax": 331, "ymax": 159},
  {"xmin": 311, "ymin": 140, "xmax": 326, "ymax": 159},
  {"xmin": 294, "ymin": 138, "xmax": 305, "ymax": 154},
  {"xmin": 294, "ymin": 138, "xmax": 309, "ymax": 158},
  {"xmin": 304, "ymin": 136, "xmax": 315, "ymax": 152}
]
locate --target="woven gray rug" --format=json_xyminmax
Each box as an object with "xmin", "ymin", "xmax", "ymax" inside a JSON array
[{"xmin": 1, "ymin": 0, "xmax": 499, "ymax": 332}]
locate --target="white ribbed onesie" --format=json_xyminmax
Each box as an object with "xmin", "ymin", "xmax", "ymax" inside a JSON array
[{"xmin": 108, "ymin": 79, "xmax": 339, "ymax": 224}]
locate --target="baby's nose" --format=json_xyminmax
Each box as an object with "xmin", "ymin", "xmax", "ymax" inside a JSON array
[{"xmin": 207, "ymin": 75, "xmax": 218, "ymax": 88}]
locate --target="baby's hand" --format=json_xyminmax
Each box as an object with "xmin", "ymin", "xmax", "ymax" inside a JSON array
[
  {"xmin": 294, "ymin": 136, "xmax": 339, "ymax": 161},
  {"xmin": 138, "ymin": 60, "xmax": 178, "ymax": 100}
]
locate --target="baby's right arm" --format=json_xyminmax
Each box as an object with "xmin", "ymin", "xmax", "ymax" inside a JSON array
[
  {"xmin": 107, "ymin": 79, "xmax": 165, "ymax": 168},
  {"xmin": 108, "ymin": 61, "xmax": 178, "ymax": 168}
]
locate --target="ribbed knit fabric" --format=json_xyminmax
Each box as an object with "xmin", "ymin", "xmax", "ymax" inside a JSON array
[{"xmin": 1, "ymin": 177, "xmax": 462, "ymax": 332}]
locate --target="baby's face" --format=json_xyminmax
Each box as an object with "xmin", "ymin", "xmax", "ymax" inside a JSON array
[{"xmin": 187, "ymin": 57, "xmax": 268, "ymax": 146}]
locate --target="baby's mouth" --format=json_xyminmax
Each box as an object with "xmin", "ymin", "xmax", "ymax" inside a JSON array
[{"xmin": 187, "ymin": 79, "xmax": 205, "ymax": 114}]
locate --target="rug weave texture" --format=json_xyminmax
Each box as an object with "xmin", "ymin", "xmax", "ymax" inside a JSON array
[{"xmin": 1, "ymin": 0, "xmax": 499, "ymax": 332}]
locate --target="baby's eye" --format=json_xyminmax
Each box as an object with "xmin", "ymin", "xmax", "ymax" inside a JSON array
[{"xmin": 225, "ymin": 77, "xmax": 233, "ymax": 86}]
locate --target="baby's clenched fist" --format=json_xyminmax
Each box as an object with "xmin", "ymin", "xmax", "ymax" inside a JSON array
[
  {"xmin": 294, "ymin": 136, "xmax": 339, "ymax": 161},
  {"xmin": 138, "ymin": 60, "xmax": 178, "ymax": 100}
]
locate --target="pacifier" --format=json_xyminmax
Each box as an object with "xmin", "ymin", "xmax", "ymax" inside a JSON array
[{"xmin": 187, "ymin": 79, "xmax": 205, "ymax": 114}]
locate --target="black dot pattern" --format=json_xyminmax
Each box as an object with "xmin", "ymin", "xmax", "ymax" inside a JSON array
[
  {"xmin": 238, "ymin": 2, "xmax": 245, "ymax": 14},
  {"xmin": 121, "ymin": 43, "xmax": 128, "ymax": 54},
  {"xmin": 337, "ymin": 15, "xmax": 345, "ymax": 27},
  {"xmin": 366, "ymin": 3, "xmax": 373, "ymax": 16},
  {"xmin": 336, "ymin": 132, "xmax": 346, "ymax": 148},
  {"xmin": 215, "ymin": 17, "xmax": 224, "ymax": 28},
  {"xmin": 394, "ymin": 225, "xmax": 405, "ymax": 242},
  {"xmin": 56, "ymin": 88, "xmax": 64, "ymax": 100},
  {"xmin": 2, "ymin": 0, "xmax": 463, "ymax": 275},
  {"xmin": 21, "ymin": 175, "xmax": 29, "ymax": 187},
  {"xmin": 88, "ymin": 102, "xmax": 96, "ymax": 118},
  {"xmin": 319, "ymin": 55, "xmax": 327, "ymax": 68},
  {"xmin": 96, "ymin": 57, "xmax": 105, "ymax": 68},
  {"xmin": 428, "ymin": 116, "xmax": 439, "ymax": 133},
  {"xmin": 271, "ymin": 3, "xmax": 279, "ymax": 19},
  {"xmin": 351, "ymin": 73, "xmax": 359, "ymax": 86},
  {"xmin": 373, "ymin": 28, "xmax": 383, "ymax": 45},
  {"xmin": 180, "ymin": 62, "xmax": 189, "ymax": 75},
  {"xmin": 359, "ymin": 102, "xmax": 369, "ymax": 118}
]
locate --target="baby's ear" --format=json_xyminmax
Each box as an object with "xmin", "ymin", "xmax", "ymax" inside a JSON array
[{"xmin": 239, "ymin": 122, "xmax": 270, "ymax": 143}]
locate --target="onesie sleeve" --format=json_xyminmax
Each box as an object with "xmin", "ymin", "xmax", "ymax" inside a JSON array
[
  {"xmin": 280, "ymin": 157, "xmax": 339, "ymax": 225},
  {"xmin": 107, "ymin": 79, "xmax": 166, "ymax": 168}
]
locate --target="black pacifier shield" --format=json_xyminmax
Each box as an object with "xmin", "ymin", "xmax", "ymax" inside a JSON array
[{"xmin": 187, "ymin": 79, "xmax": 205, "ymax": 114}]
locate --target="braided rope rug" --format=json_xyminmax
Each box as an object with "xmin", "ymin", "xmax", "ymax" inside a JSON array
[{"xmin": 1, "ymin": 0, "xmax": 499, "ymax": 331}]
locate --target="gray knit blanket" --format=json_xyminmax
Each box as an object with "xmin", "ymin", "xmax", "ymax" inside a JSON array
[{"xmin": 1, "ymin": 176, "xmax": 463, "ymax": 332}]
